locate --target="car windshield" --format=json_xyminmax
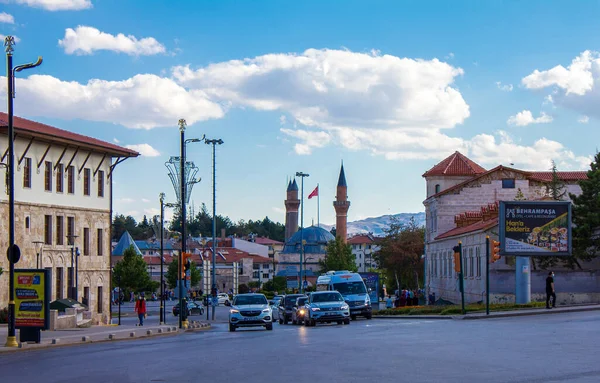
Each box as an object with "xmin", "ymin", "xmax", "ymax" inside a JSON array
[
  {"xmin": 234, "ymin": 295, "xmax": 268, "ymax": 306},
  {"xmin": 333, "ymin": 281, "xmax": 367, "ymax": 295},
  {"xmin": 312, "ymin": 293, "xmax": 344, "ymax": 303},
  {"xmin": 297, "ymin": 298, "xmax": 308, "ymax": 305},
  {"xmin": 284, "ymin": 296, "xmax": 302, "ymax": 305}
]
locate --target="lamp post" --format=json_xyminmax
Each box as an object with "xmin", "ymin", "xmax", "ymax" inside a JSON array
[
  {"xmin": 66, "ymin": 235, "xmax": 79, "ymax": 300},
  {"xmin": 32, "ymin": 241, "xmax": 44, "ymax": 269},
  {"xmin": 205, "ymin": 138, "xmax": 223, "ymax": 321},
  {"xmin": 159, "ymin": 193, "xmax": 165, "ymax": 325},
  {"xmin": 295, "ymin": 172, "xmax": 309, "ymax": 293},
  {"xmin": 4, "ymin": 35, "xmax": 43, "ymax": 348},
  {"xmin": 304, "ymin": 254, "xmax": 315, "ymax": 289}
]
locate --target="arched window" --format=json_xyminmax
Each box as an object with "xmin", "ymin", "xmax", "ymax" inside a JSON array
[{"xmin": 435, "ymin": 184, "xmax": 441, "ymax": 194}]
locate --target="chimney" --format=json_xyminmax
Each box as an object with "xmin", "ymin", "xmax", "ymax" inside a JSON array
[{"xmin": 221, "ymin": 228, "xmax": 226, "ymax": 240}]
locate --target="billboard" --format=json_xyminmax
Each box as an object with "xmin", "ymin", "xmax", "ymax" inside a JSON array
[
  {"xmin": 499, "ymin": 201, "xmax": 572, "ymax": 256},
  {"xmin": 14, "ymin": 269, "xmax": 51, "ymax": 329},
  {"xmin": 359, "ymin": 272, "xmax": 379, "ymax": 303}
]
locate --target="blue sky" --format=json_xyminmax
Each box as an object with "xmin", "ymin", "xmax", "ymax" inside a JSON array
[{"xmin": 2, "ymin": 0, "xmax": 600, "ymax": 227}]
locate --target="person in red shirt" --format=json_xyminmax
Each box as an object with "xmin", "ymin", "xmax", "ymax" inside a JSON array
[{"xmin": 135, "ymin": 295, "xmax": 147, "ymax": 326}]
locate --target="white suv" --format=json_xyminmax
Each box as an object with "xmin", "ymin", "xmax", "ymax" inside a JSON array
[{"xmin": 229, "ymin": 293, "xmax": 273, "ymax": 332}]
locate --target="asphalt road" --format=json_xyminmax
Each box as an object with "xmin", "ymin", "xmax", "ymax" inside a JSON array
[{"xmin": 3, "ymin": 311, "xmax": 599, "ymax": 383}]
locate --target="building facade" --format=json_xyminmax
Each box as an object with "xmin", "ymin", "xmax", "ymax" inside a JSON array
[
  {"xmin": 348, "ymin": 234, "xmax": 381, "ymax": 272},
  {"xmin": 0, "ymin": 113, "xmax": 138, "ymax": 324},
  {"xmin": 422, "ymin": 152, "xmax": 600, "ymax": 304}
]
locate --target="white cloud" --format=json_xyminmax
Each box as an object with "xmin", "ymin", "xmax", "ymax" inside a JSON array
[
  {"xmin": 496, "ymin": 81, "xmax": 513, "ymax": 92},
  {"xmin": 279, "ymin": 115, "xmax": 286, "ymax": 125},
  {"xmin": 507, "ymin": 110, "xmax": 553, "ymax": 126},
  {"xmin": 173, "ymin": 48, "xmax": 469, "ymax": 159},
  {"xmin": 113, "ymin": 138, "xmax": 120, "ymax": 143},
  {"xmin": 59, "ymin": 26, "xmax": 165, "ymax": 56},
  {"xmin": 0, "ymin": 34, "xmax": 20, "ymax": 43},
  {"xmin": 578, "ymin": 115, "xmax": 589, "ymax": 124},
  {"xmin": 0, "ymin": 12, "xmax": 14, "ymax": 23},
  {"xmin": 522, "ymin": 51, "xmax": 600, "ymax": 121},
  {"xmin": 445, "ymin": 52, "xmax": 454, "ymax": 59},
  {"xmin": 7, "ymin": 0, "xmax": 92, "ymax": 11},
  {"xmin": 0, "ymin": 74, "xmax": 224, "ymax": 129},
  {"xmin": 144, "ymin": 208, "xmax": 159, "ymax": 216},
  {"xmin": 141, "ymin": 198, "xmax": 150, "ymax": 203},
  {"xmin": 125, "ymin": 143, "xmax": 160, "ymax": 157},
  {"xmin": 120, "ymin": 198, "xmax": 134, "ymax": 203},
  {"xmin": 468, "ymin": 131, "xmax": 591, "ymax": 170},
  {"xmin": 272, "ymin": 207, "xmax": 285, "ymax": 214}
]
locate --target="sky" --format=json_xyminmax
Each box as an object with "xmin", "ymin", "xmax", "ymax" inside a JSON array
[{"xmin": 1, "ymin": 0, "xmax": 600, "ymax": 228}]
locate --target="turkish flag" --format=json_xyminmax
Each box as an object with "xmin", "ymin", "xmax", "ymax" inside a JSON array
[{"xmin": 308, "ymin": 185, "xmax": 319, "ymax": 199}]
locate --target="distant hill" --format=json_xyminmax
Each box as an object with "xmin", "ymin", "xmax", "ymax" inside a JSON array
[{"xmin": 320, "ymin": 212, "xmax": 425, "ymax": 237}]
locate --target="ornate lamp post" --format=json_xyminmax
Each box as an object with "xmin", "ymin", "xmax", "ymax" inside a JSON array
[
  {"xmin": 205, "ymin": 138, "xmax": 223, "ymax": 321},
  {"xmin": 32, "ymin": 240, "xmax": 44, "ymax": 269},
  {"xmin": 295, "ymin": 172, "xmax": 309, "ymax": 293}
]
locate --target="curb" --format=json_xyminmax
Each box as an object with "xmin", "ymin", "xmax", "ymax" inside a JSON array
[
  {"xmin": 373, "ymin": 315, "xmax": 453, "ymax": 320},
  {"xmin": 458, "ymin": 305, "xmax": 600, "ymax": 320}
]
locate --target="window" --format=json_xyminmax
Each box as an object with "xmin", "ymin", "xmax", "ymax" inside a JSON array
[
  {"xmin": 68, "ymin": 166, "xmax": 75, "ymax": 194},
  {"xmin": 56, "ymin": 216, "xmax": 64, "ymax": 246},
  {"xmin": 97, "ymin": 170, "xmax": 104, "ymax": 197},
  {"xmin": 44, "ymin": 161, "xmax": 52, "ymax": 191},
  {"xmin": 67, "ymin": 217, "xmax": 75, "ymax": 245},
  {"xmin": 253, "ymin": 271, "xmax": 259, "ymax": 279},
  {"xmin": 67, "ymin": 267, "xmax": 73, "ymax": 299},
  {"xmin": 97, "ymin": 228, "xmax": 103, "ymax": 256},
  {"xmin": 262, "ymin": 273, "xmax": 269, "ymax": 279},
  {"xmin": 435, "ymin": 184, "xmax": 441, "ymax": 194},
  {"xmin": 23, "ymin": 157, "xmax": 31, "ymax": 188},
  {"xmin": 253, "ymin": 264, "xmax": 260, "ymax": 270},
  {"xmin": 469, "ymin": 248, "xmax": 475, "ymax": 277},
  {"xmin": 83, "ymin": 228, "xmax": 90, "ymax": 255},
  {"xmin": 83, "ymin": 168, "xmax": 91, "ymax": 196},
  {"xmin": 83, "ymin": 286, "xmax": 90, "ymax": 307},
  {"xmin": 502, "ymin": 179, "xmax": 515, "ymax": 189},
  {"xmin": 97, "ymin": 286, "xmax": 103, "ymax": 314},
  {"xmin": 25, "ymin": 216, "xmax": 30, "ymax": 233},
  {"xmin": 56, "ymin": 164, "xmax": 64, "ymax": 193},
  {"xmin": 476, "ymin": 248, "xmax": 482, "ymax": 278},
  {"xmin": 44, "ymin": 215, "xmax": 52, "ymax": 245},
  {"xmin": 55, "ymin": 267, "xmax": 63, "ymax": 300}
]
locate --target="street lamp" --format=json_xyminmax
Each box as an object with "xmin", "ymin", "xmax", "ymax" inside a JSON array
[
  {"xmin": 295, "ymin": 171, "xmax": 309, "ymax": 293},
  {"xmin": 66, "ymin": 235, "xmax": 79, "ymax": 300},
  {"xmin": 205, "ymin": 138, "xmax": 223, "ymax": 321},
  {"xmin": 304, "ymin": 254, "xmax": 315, "ymax": 289},
  {"xmin": 32, "ymin": 240, "xmax": 44, "ymax": 269},
  {"xmin": 4, "ymin": 35, "xmax": 43, "ymax": 348},
  {"xmin": 161, "ymin": 197, "xmax": 178, "ymax": 325}
]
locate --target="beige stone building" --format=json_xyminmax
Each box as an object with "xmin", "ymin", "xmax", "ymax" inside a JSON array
[
  {"xmin": 0, "ymin": 113, "xmax": 138, "ymax": 324},
  {"xmin": 423, "ymin": 152, "xmax": 599, "ymax": 305}
]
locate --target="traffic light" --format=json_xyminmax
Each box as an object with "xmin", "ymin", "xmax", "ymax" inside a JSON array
[
  {"xmin": 452, "ymin": 245, "xmax": 461, "ymax": 273},
  {"xmin": 183, "ymin": 252, "xmax": 192, "ymax": 272},
  {"xmin": 491, "ymin": 240, "xmax": 501, "ymax": 263}
]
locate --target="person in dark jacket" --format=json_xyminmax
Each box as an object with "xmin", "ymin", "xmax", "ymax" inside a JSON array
[{"xmin": 546, "ymin": 271, "xmax": 556, "ymax": 309}]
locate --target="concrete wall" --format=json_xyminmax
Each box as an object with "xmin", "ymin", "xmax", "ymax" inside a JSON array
[{"xmin": 232, "ymin": 238, "xmax": 269, "ymax": 257}]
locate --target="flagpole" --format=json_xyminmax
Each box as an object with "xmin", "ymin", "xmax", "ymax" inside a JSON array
[{"xmin": 317, "ymin": 183, "xmax": 320, "ymax": 228}]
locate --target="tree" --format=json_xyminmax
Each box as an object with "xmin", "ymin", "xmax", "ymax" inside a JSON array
[
  {"xmin": 165, "ymin": 259, "xmax": 201, "ymax": 289},
  {"xmin": 375, "ymin": 216, "xmax": 424, "ymax": 290},
  {"xmin": 319, "ymin": 236, "xmax": 357, "ymax": 273},
  {"xmin": 546, "ymin": 160, "xmax": 567, "ymax": 200},
  {"xmin": 112, "ymin": 245, "xmax": 153, "ymax": 293},
  {"xmin": 262, "ymin": 276, "xmax": 286, "ymax": 292},
  {"xmin": 238, "ymin": 284, "xmax": 250, "ymax": 294},
  {"xmin": 570, "ymin": 152, "xmax": 600, "ymax": 268}
]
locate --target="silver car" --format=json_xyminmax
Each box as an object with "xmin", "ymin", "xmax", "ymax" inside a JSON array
[
  {"xmin": 304, "ymin": 291, "xmax": 350, "ymax": 326},
  {"xmin": 229, "ymin": 293, "xmax": 273, "ymax": 332}
]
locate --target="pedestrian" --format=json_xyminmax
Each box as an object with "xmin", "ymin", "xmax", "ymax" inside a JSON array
[
  {"xmin": 386, "ymin": 295, "xmax": 393, "ymax": 309},
  {"xmin": 135, "ymin": 294, "xmax": 147, "ymax": 326},
  {"xmin": 546, "ymin": 271, "xmax": 556, "ymax": 309}
]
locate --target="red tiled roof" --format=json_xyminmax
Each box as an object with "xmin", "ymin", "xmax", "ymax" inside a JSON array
[
  {"xmin": 426, "ymin": 165, "xmax": 588, "ymax": 201},
  {"xmin": 435, "ymin": 218, "xmax": 498, "ymax": 240},
  {"xmin": 347, "ymin": 235, "xmax": 376, "ymax": 244},
  {"xmin": 528, "ymin": 171, "xmax": 588, "ymax": 182},
  {"xmin": 422, "ymin": 151, "xmax": 486, "ymax": 177},
  {"xmin": 0, "ymin": 112, "xmax": 139, "ymax": 157},
  {"xmin": 254, "ymin": 237, "xmax": 284, "ymax": 245}
]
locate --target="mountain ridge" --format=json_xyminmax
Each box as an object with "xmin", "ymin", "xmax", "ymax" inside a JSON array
[{"xmin": 319, "ymin": 212, "xmax": 425, "ymax": 236}]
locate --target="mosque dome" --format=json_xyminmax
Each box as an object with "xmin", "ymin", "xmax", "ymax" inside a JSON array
[{"xmin": 282, "ymin": 226, "xmax": 335, "ymax": 254}]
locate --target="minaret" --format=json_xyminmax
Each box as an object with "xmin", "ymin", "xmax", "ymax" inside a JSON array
[
  {"xmin": 284, "ymin": 178, "xmax": 300, "ymax": 241},
  {"xmin": 333, "ymin": 163, "xmax": 350, "ymax": 243}
]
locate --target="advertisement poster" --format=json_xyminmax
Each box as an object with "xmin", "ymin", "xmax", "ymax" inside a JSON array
[
  {"xmin": 500, "ymin": 201, "xmax": 572, "ymax": 256},
  {"xmin": 14, "ymin": 269, "xmax": 50, "ymax": 329},
  {"xmin": 359, "ymin": 272, "xmax": 379, "ymax": 303}
]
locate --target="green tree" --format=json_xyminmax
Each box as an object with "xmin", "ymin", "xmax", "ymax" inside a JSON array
[
  {"xmin": 165, "ymin": 259, "xmax": 201, "ymax": 289},
  {"xmin": 319, "ymin": 236, "xmax": 357, "ymax": 273},
  {"xmin": 569, "ymin": 153, "xmax": 600, "ymax": 268},
  {"xmin": 375, "ymin": 216, "xmax": 424, "ymax": 290},
  {"xmin": 546, "ymin": 160, "xmax": 567, "ymax": 200},
  {"xmin": 112, "ymin": 245, "xmax": 153, "ymax": 293},
  {"xmin": 262, "ymin": 276, "xmax": 286, "ymax": 292}
]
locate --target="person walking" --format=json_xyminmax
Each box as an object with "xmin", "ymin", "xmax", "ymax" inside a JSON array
[
  {"xmin": 546, "ymin": 271, "xmax": 556, "ymax": 309},
  {"xmin": 135, "ymin": 295, "xmax": 147, "ymax": 326}
]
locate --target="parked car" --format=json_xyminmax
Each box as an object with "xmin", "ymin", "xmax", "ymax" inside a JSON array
[
  {"xmin": 229, "ymin": 293, "xmax": 273, "ymax": 332},
  {"xmin": 205, "ymin": 293, "xmax": 232, "ymax": 306},
  {"xmin": 173, "ymin": 301, "xmax": 204, "ymax": 316},
  {"xmin": 278, "ymin": 294, "xmax": 305, "ymax": 324},
  {"xmin": 270, "ymin": 295, "xmax": 283, "ymax": 322},
  {"xmin": 304, "ymin": 291, "xmax": 350, "ymax": 326},
  {"xmin": 291, "ymin": 296, "xmax": 309, "ymax": 325}
]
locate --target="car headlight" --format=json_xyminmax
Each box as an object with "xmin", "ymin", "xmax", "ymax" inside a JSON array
[
  {"xmin": 341, "ymin": 304, "xmax": 349, "ymax": 310},
  {"xmin": 365, "ymin": 299, "xmax": 370, "ymax": 306},
  {"xmin": 299, "ymin": 309, "xmax": 305, "ymax": 314},
  {"xmin": 311, "ymin": 307, "xmax": 320, "ymax": 312},
  {"xmin": 230, "ymin": 309, "xmax": 239, "ymax": 314},
  {"xmin": 262, "ymin": 308, "xmax": 270, "ymax": 313}
]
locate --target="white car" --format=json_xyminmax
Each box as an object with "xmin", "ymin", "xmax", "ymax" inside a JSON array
[
  {"xmin": 229, "ymin": 293, "xmax": 273, "ymax": 332},
  {"xmin": 207, "ymin": 293, "xmax": 231, "ymax": 306}
]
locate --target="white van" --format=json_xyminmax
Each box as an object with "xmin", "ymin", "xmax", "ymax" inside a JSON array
[{"xmin": 316, "ymin": 271, "xmax": 372, "ymax": 320}]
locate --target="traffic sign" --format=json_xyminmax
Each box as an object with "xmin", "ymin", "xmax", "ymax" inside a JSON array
[
  {"xmin": 6, "ymin": 244, "xmax": 21, "ymax": 263},
  {"xmin": 303, "ymin": 280, "xmax": 308, "ymax": 288}
]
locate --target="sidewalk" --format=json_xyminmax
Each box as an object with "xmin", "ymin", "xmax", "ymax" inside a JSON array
[
  {"xmin": 0, "ymin": 319, "xmax": 210, "ymax": 353},
  {"xmin": 373, "ymin": 304, "xmax": 600, "ymax": 320}
]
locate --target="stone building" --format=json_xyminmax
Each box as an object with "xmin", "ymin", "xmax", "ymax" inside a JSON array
[
  {"xmin": 0, "ymin": 113, "xmax": 138, "ymax": 324},
  {"xmin": 423, "ymin": 151, "xmax": 600, "ymax": 305},
  {"xmin": 348, "ymin": 234, "xmax": 381, "ymax": 272}
]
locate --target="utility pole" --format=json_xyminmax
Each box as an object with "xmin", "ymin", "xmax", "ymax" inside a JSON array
[
  {"xmin": 296, "ymin": 172, "xmax": 309, "ymax": 293},
  {"xmin": 206, "ymin": 138, "xmax": 223, "ymax": 320}
]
